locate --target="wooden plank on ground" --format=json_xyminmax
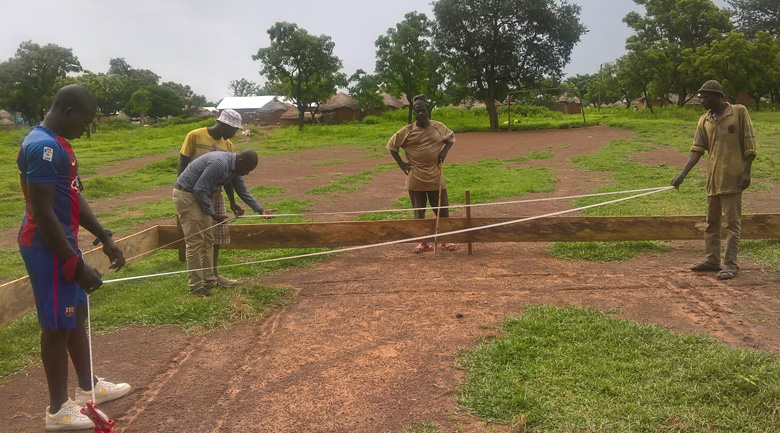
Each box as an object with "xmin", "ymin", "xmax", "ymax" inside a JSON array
[
  {"xmin": 0, "ymin": 227, "xmax": 159, "ymax": 326},
  {"xmin": 156, "ymin": 214, "xmax": 780, "ymax": 249}
]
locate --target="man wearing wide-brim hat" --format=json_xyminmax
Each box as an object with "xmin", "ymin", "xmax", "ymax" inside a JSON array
[{"xmin": 671, "ymin": 80, "xmax": 757, "ymax": 280}]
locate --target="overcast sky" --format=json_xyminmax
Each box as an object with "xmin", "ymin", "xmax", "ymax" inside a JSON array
[{"xmin": 2, "ymin": 0, "xmax": 729, "ymax": 103}]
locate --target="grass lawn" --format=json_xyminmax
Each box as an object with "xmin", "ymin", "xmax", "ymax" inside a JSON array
[{"xmin": 459, "ymin": 305, "xmax": 780, "ymax": 433}]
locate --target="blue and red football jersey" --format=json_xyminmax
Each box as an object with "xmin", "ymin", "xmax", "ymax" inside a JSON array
[{"xmin": 17, "ymin": 126, "xmax": 81, "ymax": 251}]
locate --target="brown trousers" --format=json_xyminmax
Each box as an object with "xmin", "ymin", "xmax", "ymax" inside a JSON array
[
  {"xmin": 172, "ymin": 189, "xmax": 216, "ymax": 290},
  {"xmin": 705, "ymin": 193, "xmax": 742, "ymax": 271}
]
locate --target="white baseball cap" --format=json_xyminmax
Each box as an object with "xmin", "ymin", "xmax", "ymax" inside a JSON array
[{"xmin": 217, "ymin": 109, "xmax": 242, "ymax": 129}]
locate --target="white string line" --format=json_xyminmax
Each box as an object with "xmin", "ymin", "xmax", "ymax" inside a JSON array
[
  {"xmin": 102, "ymin": 186, "xmax": 673, "ymax": 285},
  {"xmin": 84, "ymin": 186, "xmax": 667, "ymax": 264},
  {"xmin": 237, "ymin": 186, "xmax": 671, "ymax": 219}
]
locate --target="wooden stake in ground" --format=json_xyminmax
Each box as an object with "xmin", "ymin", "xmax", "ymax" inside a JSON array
[
  {"xmin": 433, "ymin": 163, "xmax": 443, "ymax": 256},
  {"xmin": 465, "ymin": 190, "xmax": 473, "ymax": 255}
]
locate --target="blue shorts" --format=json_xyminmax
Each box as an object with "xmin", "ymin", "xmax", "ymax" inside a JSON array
[{"xmin": 20, "ymin": 245, "xmax": 86, "ymax": 330}]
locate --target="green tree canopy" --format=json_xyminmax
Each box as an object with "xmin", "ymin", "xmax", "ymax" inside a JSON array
[
  {"xmin": 163, "ymin": 81, "xmax": 206, "ymax": 116},
  {"xmin": 348, "ymin": 69, "xmax": 384, "ymax": 111},
  {"xmin": 253, "ymin": 22, "xmax": 347, "ymax": 130},
  {"xmin": 728, "ymin": 0, "xmax": 779, "ymax": 38},
  {"xmin": 681, "ymin": 31, "xmax": 780, "ymax": 107},
  {"xmin": 0, "ymin": 41, "xmax": 81, "ymax": 123},
  {"xmin": 433, "ymin": 0, "xmax": 586, "ymax": 131},
  {"xmin": 375, "ymin": 11, "xmax": 443, "ymax": 123},
  {"xmin": 126, "ymin": 88, "xmax": 151, "ymax": 124},
  {"xmin": 623, "ymin": 0, "xmax": 732, "ymax": 105},
  {"xmin": 228, "ymin": 78, "xmax": 262, "ymax": 97}
]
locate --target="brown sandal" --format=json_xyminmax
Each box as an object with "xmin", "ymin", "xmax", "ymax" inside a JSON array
[{"xmin": 691, "ymin": 261, "xmax": 721, "ymax": 272}]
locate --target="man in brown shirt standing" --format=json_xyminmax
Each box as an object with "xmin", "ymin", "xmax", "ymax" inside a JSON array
[
  {"xmin": 671, "ymin": 80, "xmax": 757, "ymax": 280},
  {"xmin": 387, "ymin": 95, "xmax": 457, "ymax": 253}
]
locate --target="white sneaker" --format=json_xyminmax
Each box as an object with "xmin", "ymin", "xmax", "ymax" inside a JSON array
[
  {"xmin": 45, "ymin": 398, "xmax": 94, "ymax": 431},
  {"xmin": 75, "ymin": 377, "xmax": 132, "ymax": 406}
]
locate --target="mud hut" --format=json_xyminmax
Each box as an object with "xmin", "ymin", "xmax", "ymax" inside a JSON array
[
  {"xmin": 256, "ymin": 99, "xmax": 293, "ymax": 126},
  {"xmin": 319, "ymin": 92, "xmax": 362, "ymax": 124},
  {"xmin": 280, "ymin": 107, "xmax": 315, "ymax": 127},
  {"xmin": 364, "ymin": 93, "xmax": 406, "ymax": 117},
  {"xmin": 556, "ymin": 95, "xmax": 582, "ymax": 114}
]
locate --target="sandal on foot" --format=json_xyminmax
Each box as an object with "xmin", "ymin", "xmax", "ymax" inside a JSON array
[
  {"xmin": 718, "ymin": 269, "xmax": 737, "ymax": 280},
  {"xmin": 691, "ymin": 261, "xmax": 721, "ymax": 272},
  {"xmin": 438, "ymin": 243, "xmax": 458, "ymax": 251},
  {"xmin": 413, "ymin": 243, "xmax": 434, "ymax": 253}
]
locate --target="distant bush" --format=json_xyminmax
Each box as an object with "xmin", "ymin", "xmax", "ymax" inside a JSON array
[
  {"xmin": 101, "ymin": 117, "xmax": 134, "ymax": 131},
  {"xmin": 152, "ymin": 116, "xmax": 209, "ymax": 128}
]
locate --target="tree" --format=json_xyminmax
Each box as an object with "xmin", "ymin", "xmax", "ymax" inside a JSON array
[
  {"xmin": 147, "ymin": 85, "xmax": 184, "ymax": 118},
  {"xmin": 348, "ymin": 69, "xmax": 384, "ymax": 112},
  {"xmin": 681, "ymin": 31, "xmax": 780, "ymax": 107},
  {"xmin": 126, "ymin": 88, "xmax": 151, "ymax": 124},
  {"xmin": 253, "ymin": 22, "xmax": 347, "ymax": 130},
  {"xmin": 728, "ymin": 0, "xmax": 779, "ymax": 38},
  {"xmin": 375, "ymin": 12, "xmax": 443, "ymax": 123},
  {"xmin": 163, "ymin": 81, "xmax": 206, "ymax": 116},
  {"xmin": 616, "ymin": 42, "xmax": 671, "ymax": 113},
  {"xmin": 107, "ymin": 57, "xmax": 160, "ymax": 109},
  {"xmin": 433, "ymin": 0, "xmax": 586, "ymax": 131},
  {"xmin": 623, "ymin": 0, "xmax": 732, "ymax": 105},
  {"xmin": 228, "ymin": 78, "xmax": 262, "ymax": 97},
  {"xmin": 73, "ymin": 71, "xmax": 125, "ymax": 116},
  {"xmin": 0, "ymin": 41, "xmax": 81, "ymax": 123}
]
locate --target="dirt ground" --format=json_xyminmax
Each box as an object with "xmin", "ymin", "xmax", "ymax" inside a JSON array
[{"xmin": 3, "ymin": 125, "xmax": 780, "ymax": 432}]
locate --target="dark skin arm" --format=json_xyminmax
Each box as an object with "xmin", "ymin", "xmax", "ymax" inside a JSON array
[
  {"xmin": 390, "ymin": 150, "xmax": 412, "ymax": 175},
  {"xmin": 78, "ymin": 194, "xmax": 125, "ymax": 270},
  {"xmin": 223, "ymin": 182, "xmax": 243, "ymax": 216},
  {"xmin": 739, "ymin": 154, "xmax": 756, "ymax": 190},
  {"xmin": 671, "ymin": 151, "xmax": 703, "ymax": 189},
  {"xmin": 177, "ymin": 154, "xmax": 190, "ymax": 176},
  {"xmin": 438, "ymin": 140, "xmax": 454, "ymax": 164},
  {"xmin": 27, "ymin": 183, "xmax": 103, "ymax": 292}
]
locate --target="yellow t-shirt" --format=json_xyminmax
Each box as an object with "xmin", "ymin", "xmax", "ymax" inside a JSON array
[
  {"xmin": 691, "ymin": 103, "xmax": 757, "ymax": 196},
  {"xmin": 386, "ymin": 120, "xmax": 455, "ymax": 191},
  {"xmin": 180, "ymin": 127, "xmax": 234, "ymax": 160}
]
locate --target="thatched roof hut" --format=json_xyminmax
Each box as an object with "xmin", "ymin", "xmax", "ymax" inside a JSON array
[
  {"xmin": 0, "ymin": 109, "xmax": 11, "ymax": 119},
  {"xmin": 280, "ymin": 107, "xmax": 315, "ymax": 127},
  {"xmin": 382, "ymin": 93, "xmax": 405, "ymax": 110},
  {"xmin": 256, "ymin": 99, "xmax": 293, "ymax": 126},
  {"xmin": 319, "ymin": 92, "xmax": 361, "ymax": 124},
  {"xmin": 556, "ymin": 95, "xmax": 582, "ymax": 115}
]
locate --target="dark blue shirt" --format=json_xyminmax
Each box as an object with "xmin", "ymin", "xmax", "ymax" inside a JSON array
[{"xmin": 176, "ymin": 151, "xmax": 263, "ymax": 215}]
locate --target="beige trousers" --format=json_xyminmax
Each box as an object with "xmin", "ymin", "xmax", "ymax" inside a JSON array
[
  {"xmin": 705, "ymin": 193, "xmax": 742, "ymax": 271},
  {"xmin": 172, "ymin": 189, "xmax": 216, "ymax": 290}
]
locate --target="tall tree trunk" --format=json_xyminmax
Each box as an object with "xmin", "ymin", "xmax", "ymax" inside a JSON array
[{"xmin": 298, "ymin": 106, "xmax": 305, "ymax": 131}]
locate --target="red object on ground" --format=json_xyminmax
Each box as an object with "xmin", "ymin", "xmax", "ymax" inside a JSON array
[{"xmin": 80, "ymin": 401, "xmax": 115, "ymax": 433}]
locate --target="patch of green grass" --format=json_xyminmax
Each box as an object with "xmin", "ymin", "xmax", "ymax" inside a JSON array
[
  {"xmin": 548, "ymin": 241, "xmax": 669, "ymax": 262},
  {"xmin": 444, "ymin": 158, "xmax": 556, "ymax": 204},
  {"xmin": 81, "ymin": 156, "xmax": 179, "ymax": 200},
  {"xmin": 459, "ymin": 305, "xmax": 780, "ymax": 433},
  {"xmin": 311, "ymin": 159, "xmax": 346, "ymax": 167},
  {"xmin": 742, "ymin": 240, "xmax": 780, "ymax": 276},
  {"xmin": 507, "ymin": 150, "xmax": 555, "ymax": 162},
  {"xmin": 306, "ymin": 163, "xmax": 395, "ymax": 196},
  {"xmin": 399, "ymin": 421, "xmax": 439, "ymax": 433},
  {"xmin": 0, "ymin": 248, "xmax": 26, "ymax": 283}
]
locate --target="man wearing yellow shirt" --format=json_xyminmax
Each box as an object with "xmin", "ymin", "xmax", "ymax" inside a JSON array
[
  {"xmin": 671, "ymin": 80, "xmax": 757, "ymax": 280},
  {"xmin": 177, "ymin": 109, "xmax": 243, "ymax": 288}
]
